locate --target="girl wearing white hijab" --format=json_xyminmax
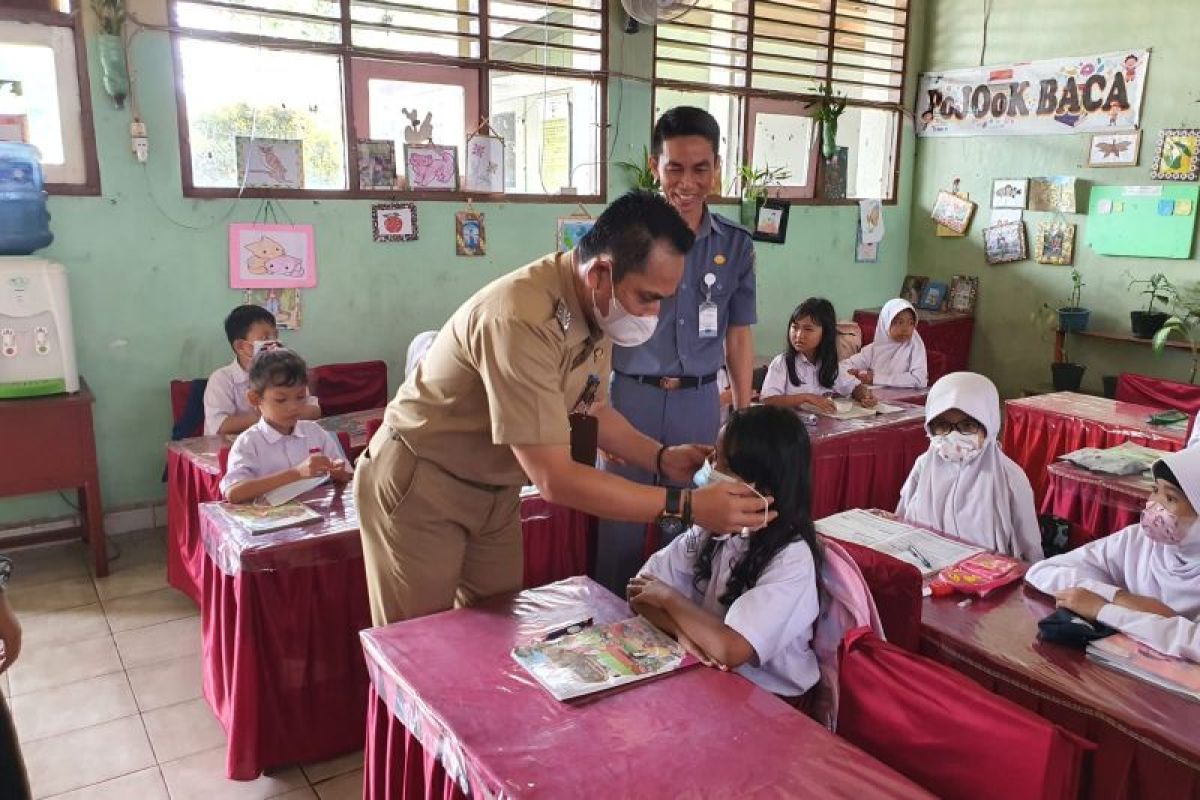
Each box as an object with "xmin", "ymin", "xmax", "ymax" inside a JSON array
[
  {"xmin": 404, "ymin": 330, "xmax": 438, "ymax": 379},
  {"xmin": 843, "ymin": 298, "xmax": 927, "ymax": 388},
  {"xmin": 1026, "ymin": 447, "xmax": 1200, "ymax": 661},
  {"xmin": 896, "ymin": 372, "xmax": 1043, "ymax": 561}
]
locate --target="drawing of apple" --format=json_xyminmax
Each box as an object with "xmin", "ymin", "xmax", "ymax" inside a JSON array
[{"xmin": 383, "ymin": 213, "xmax": 406, "ymax": 234}]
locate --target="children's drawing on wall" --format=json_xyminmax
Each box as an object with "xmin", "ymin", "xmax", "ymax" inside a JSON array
[
  {"xmin": 858, "ymin": 198, "xmax": 884, "ymax": 245},
  {"xmin": 228, "ymin": 223, "xmax": 317, "ymax": 288},
  {"xmin": 930, "ymin": 190, "xmax": 976, "ymax": 235},
  {"xmin": 455, "ymin": 211, "xmax": 486, "ymax": 257},
  {"xmin": 557, "ymin": 217, "xmax": 595, "ymax": 252},
  {"xmin": 243, "ymin": 288, "xmax": 302, "ymax": 329},
  {"xmin": 990, "ymin": 179, "xmax": 1028, "ymax": 209},
  {"xmin": 463, "ymin": 134, "xmax": 505, "ymax": 194},
  {"xmin": 1028, "ymin": 176, "xmax": 1077, "ymax": 213},
  {"xmin": 405, "ymin": 144, "xmax": 458, "ymax": 191},
  {"xmin": 1152, "ymin": 129, "xmax": 1200, "ymax": 181},
  {"xmin": 1088, "ymin": 131, "xmax": 1140, "ymax": 167},
  {"xmin": 982, "ymin": 221, "xmax": 1027, "ymax": 265},
  {"xmin": 372, "ymin": 202, "xmax": 419, "ymax": 242},
  {"xmin": 1034, "ymin": 222, "xmax": 1076, "ymax": 265},
  {"xmin": 357, "ymin": 139, "xmax": 397, "ymax": 190},
  {"xmin": 235, "ymin": 137, "xmax": 304, "ymax": 189},
  {"xmin": 854, "ymin": 223, "xmax": 878, "ymax": 263}
]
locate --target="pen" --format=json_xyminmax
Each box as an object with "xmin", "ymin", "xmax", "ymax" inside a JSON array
[
  {"xmin": 572, "ymin": 374, "xmax": 601, "ymax": 414},
  {"xmin": 907, "ymin": 543, "xmax": 933, "ymax": 570}
]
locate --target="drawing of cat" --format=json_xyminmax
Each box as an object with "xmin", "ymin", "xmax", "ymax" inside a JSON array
[
  {"xmin": 408, "ymin": 150, "xmax": 456, "ymax": 187},
  {"xmin": 244, "ymin": 236, "xmax": 286, "ymax": 274}
]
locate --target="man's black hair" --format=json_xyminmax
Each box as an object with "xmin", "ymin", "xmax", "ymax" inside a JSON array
[
  {"xmin": 248, "ymin": 348, "xmax": 308, "ymax": 393},
  {"xmin": 651, "ymin": 106, "xmax": 721, "ymax": 159},
  {"xmin": 576, "ymin": 190, "xmax": 695, "ymax": 282},
  {"xmin": 224, "ymin": 304, "xmax": 276, "ymax": 346}
]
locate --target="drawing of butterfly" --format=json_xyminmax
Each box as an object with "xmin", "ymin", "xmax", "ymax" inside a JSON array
[{"xmin": 1096, "ymin": 139, "xmax": 1132, "ymax": 158}]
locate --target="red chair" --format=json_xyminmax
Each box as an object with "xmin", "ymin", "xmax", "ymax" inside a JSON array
[
  {"xmin": 365, "ymin": 417, "xmax": 383, "ymax": 442},
  {"xmin": 310, "ymin": 361, "xmax": 388, "ymax": 417},
  {"xmin": 926, "ymin": 349, "xmax": 950, "ymax": 384},
  {"xmin": 837, "ymin": 628, "xmax": 1091, "ymax": 800},
  {"xmin": 1116, "ymin": 372, "xmax": 1200, "ymax": 414},
  {"xmin": 170, "ymin": 378, "xmax": 208, "ymax": 440},
  {"xmin": 335, "ymin": 431, "xmax": 351, "ymax": 459},
  {"xmin": 823, "ymin": 538, "xmax": 922, "ymax": 652}
]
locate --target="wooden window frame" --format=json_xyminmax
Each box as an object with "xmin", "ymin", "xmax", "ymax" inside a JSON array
[
  {"xmin": 169, "ymin": 0, "xmax": 607, "ymax": 202},
  {"xmin": 0, "ymin": 1, "xmax": 101, "ymax": 196}
]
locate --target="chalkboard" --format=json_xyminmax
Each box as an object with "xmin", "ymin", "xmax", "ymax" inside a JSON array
[{"xmin": 1086, "ymin": 184, "xmax": 1199, "ymax": 259}]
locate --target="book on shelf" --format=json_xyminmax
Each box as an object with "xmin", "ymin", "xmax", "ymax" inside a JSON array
[
  {"xmin": 1087, "ymin": 634, "xmax": 1200, "ymax": 702},
  {"xmin": 815, "ymin": 508, "xmax": 983, "ymax": 577}
]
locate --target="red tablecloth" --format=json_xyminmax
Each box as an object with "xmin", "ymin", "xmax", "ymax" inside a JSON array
[
  {"xmin": 1040, "ymin": 461, "xmax": 1152, "ymax": 548},
  {"xmin": 196, "ymin": 485, "xmax": 594, "ymax": 780},
  {"xmin": 920, "ymin": 584, "xmax": 1200, "ymax": 800},
  {"xmin": 809, "ymin": 404, "xmax": 930, "ymax": 519},
  {"xmin": 360, "ymin": 576, "xmax": 933, "ymax": 800},
  {"xmin": 854, "ymin": 307, "xmax": 975, "ymax": 374},
  {"xmin": 872, "ymin": 385, "xmax": 930, "ymax": 405},
  {"xmin": 1002, "ymin": 392, "xmax": 1184, "ymax": 506}
]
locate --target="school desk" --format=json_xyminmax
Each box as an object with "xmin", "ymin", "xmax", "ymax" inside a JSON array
[
  {"xmin": 196, "ymin": 484, "xmax": 595, "ymax": 780},
  {"xmin": 1040, "ymin": 461, "xmax": 1153, "ymax": 549},
  {"xmin": 809, "ymin": 403, "xmax": 930, "ymax": 519},
  {"xmin": 1003, "ymin": 392, "xmax": 1184, "ymax": 507},
  {"xmin": 854, "ymin": 306, "xmax": 975, "ymax": 375},
  {"xmin": 921, "ymin": 583, "xmax": 1200, "ymax": 800},
  {"xmin": 0, "ymin": 379, "xmax": 107, "ymax": 575},
  {"xmin": 871, "ymin": 385, "xmax": 931, "ymax": 405},
  {"xmin": 359, "ymin": 576, "xmax": 933, "ymax": 800},
  {"xmin": 165, "ymin": 408, "xmax": 383, "ymax": 603}
]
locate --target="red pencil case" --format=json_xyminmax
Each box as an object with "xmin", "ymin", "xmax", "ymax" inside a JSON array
[{"xmin": 928, "ymin": 552, "xmax": 1025, "ymax": 598}]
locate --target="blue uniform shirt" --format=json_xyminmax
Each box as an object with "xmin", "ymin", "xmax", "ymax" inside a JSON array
[{"xmin": 612, "ymin": 208, "xmax": 757, "ymax": 377}]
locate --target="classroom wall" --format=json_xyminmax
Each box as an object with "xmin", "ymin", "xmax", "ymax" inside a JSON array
[
  {"xmin": 913, "ymin": 0, "xmax": 1198, "ymax": 399},
  {"xmin": 0, "ymin": 0, "xmax": 922, "ymax": 528}
]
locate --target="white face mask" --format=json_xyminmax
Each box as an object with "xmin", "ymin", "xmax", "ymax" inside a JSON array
[
  {"xmin": 252, "ymin": 339, "xmax": 283, "ymax": 356},
  {"xmin": 592, "ymin": 272, "xmax": 658, "ymax": 348},
  {"xmin": 930, "ymin": 431, "xmax": 982, "ymax": 464}
]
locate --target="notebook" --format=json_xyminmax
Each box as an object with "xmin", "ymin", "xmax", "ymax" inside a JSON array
[
  {"xmin": 512, "ymin": 616, "xmax": 697, "ymax": 701},
  {"xmin": 801, "ymin": 399, "xmax": 905, "ymax": 421},
  {"xmin": 815, "ymin": 508, "xmax": 983, "ymax": 577},
  {"xmin": 218, "ymin": 501, "xmax": 322, "ymax": 534},
  {"xmin": 261, "ymin": 475, "xmax": 328, "ymax": 507},
  {"xmin": 1087, "ymin": 634, "xmax": 1200, "ymax": 702}
]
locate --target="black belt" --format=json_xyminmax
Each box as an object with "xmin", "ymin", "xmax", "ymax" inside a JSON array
[{"xmin": 618, "ymin": 371, "xmax": 718, "ymax": 391}]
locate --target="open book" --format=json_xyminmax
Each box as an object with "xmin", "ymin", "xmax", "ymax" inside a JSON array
[
  {"xmin": 218, "ymin": 501, "xmax": 322, "ymax": 534},
  {"xmin": 801, "ymin": 398, "xmax": 905, "ymax": 421},
  {"xmin": 512, "ymin": 616, "xmax": 696, "ymax": 701},
  {"xmin": 815, "ymin": 508, "xmax": 983, "ymax": 577},
  {"xmin": 261, "ymin": 475, "xmax": 328, "ymax": 507},
  {"xmin": 1087, "ymin": 634, "xmax": 1200, "ymax": 702}
]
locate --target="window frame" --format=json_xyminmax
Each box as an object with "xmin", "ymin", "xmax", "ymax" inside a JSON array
[
  {"xmin": 0, "ymin": 1, "xmax": 101, "ymax": 196},
  {"xmin": 652, "ymin": 0, "xmax": 911, "ymax": 206},
  {"xmin": 169, "ymin": 1, "xmax": 608, "ymax": 202}
]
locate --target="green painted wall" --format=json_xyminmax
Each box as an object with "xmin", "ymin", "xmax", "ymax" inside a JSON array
[
  {"xmin": 1, "ymin": 1, "xmax": 920, "ymax": 527},
  {"xmin": 913, "ymin": 0, "xmax": 1197, "ymax": 400}
]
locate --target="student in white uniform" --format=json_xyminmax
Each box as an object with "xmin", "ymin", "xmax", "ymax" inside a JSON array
[
  {"xmin": 404, "ymin": 330, "xmax": 438, "ymax": 379},
  {"xmin": 842, "ymin": 298, "xmax": 927, "ymax": 389},
  {"xmin": 1026, "ymin": 446, "xmax": 1200, "ymax": 661},
  {"xmin": 896, "ymin": 372, "xmax": 1043, "ymax": 561},
  {"xmin": 221, "ymin": 349, "xmax": 352, "ymax": 504},
  {"xmin": 760, "ymin": 298, "xmax": 877, "ymax": 415},
  {"xmin": 628, "ymin": 405, "xmax": 821, "ymax": 704}
]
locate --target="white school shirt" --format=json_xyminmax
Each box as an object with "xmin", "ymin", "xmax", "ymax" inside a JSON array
[
  {"xmin": 1026, "ymin": 525, "xmax": 1200, "ymax": 661},
  {"xmin": 640, "ymin": 527, "xmax": 820, "ymax": 696},
  {"xmin": 203, "ymin": 358, "xmax": 319, "ymax": 436},
  {"xmin": 759, "ymin": 352, "xmax": 860, "ymax": 401},
  {"xmin": 839, "ymin": 298, "xmax": 928, "ymax": 389},
  {"xmin": 219, "ymin": 418, "xmax": 346, "ymax": 497}
]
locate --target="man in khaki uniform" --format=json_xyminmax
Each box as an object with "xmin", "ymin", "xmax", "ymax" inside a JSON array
[{"xmin": 356, "ymin": 191, "xmax": 774, "ymax": 625}]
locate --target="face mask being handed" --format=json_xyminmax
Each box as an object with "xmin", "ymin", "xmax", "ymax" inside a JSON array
[
  {"xmin": 930, "ymin": 431, "xmax": 982, "ymax": 464},
  {"xmin": 1139, "ymin": 501, "xmax": 1200, "ymax": 546},
  {"xmin": 592, "ymin": 273, "xmax": 657, "ymax": 347},
  {"xmin": 693, "ymin": 459, "xmax": 769, "ymax": 537}
]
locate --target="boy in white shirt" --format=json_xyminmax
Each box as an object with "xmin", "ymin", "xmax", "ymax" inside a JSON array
[
  {"xmin": 220, "ymin": 349, "xmax": 352, "ymax": 504},
  {"xmin": 204, "ymin": 305, "xmax": 321, "ymax": 436}
]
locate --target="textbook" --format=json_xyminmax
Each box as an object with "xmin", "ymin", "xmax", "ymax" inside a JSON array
[
  {"xmin": 815, "ymin": 508, "xmax": 983, "ymax": 577},
  {"xmin": 217, "ymin": 501, "xmax": 322, "ymax": 534},
  {"xmin": 512, "ymin": 616, "xmax": 696, "ymax": 701},
  {"xmin": 1087, "ymin": 634, "xmax": 1200, "ymax": 702},
  {"xmin": 801, "ymin": 399, "xmax": 905, "ymax": 421}
]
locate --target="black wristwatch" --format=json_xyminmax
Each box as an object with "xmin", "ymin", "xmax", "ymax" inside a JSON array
[{"xmin": 656, "ymin": 487, "xmax": 686, "ymax": 537}]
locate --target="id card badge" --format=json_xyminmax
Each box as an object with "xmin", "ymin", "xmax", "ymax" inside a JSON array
[{"xmin": 699, "ymin": 300, "xmax": 719, "ymax": 338}]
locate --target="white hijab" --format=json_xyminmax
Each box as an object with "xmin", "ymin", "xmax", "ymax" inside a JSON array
[
  {"xmin": 405, "ymin": 330, "xmax": 438, "ymax": 379},
  {"xmin": 1149, "ymin": 448, "xmax": 1200, "ymax": 575},
  {"xmin": 896, "ymin": 372, "xmax": 1043, "ymax": 560},
  {"xmin": 870, "ymin": 298, "xmax": 927, "ymax": 380}
]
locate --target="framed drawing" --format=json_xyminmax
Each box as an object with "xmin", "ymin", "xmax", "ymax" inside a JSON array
[
  {"xmin": 936, "ymin": 192, "xmax": 969, "ymax": 237},
  {"xmin": 1152, "ymin": 129, "xmax": 1200, "ymax": 181},
  {"xmin": 557, "ymin": 217, "xmax": 594, "ymax": 251},
  {"xmin": 235, "ymin": 137, "xmax": 304, "ymax": 189},
  {"xmin": 372, "ymin": 202, "xmax": 419, "ymax": 242},
  {"xmin": 917, "ymin": 281, "xmax": 948, "ymax": 311},
  {"xmin": 404, "ymin": 144, "xmax": 458, "ymax": 191},
  {"xmin": 982, "ymin": 221, "xmax": 1027, "ymax": 265},
  {"xmin": 463, "ymin": 134, "xmax": 505, "ymax": 194},
  {"xmin": 900, "ymin": 275, "xmax": 929, "ymax": 306},
  {"xmin": 947, "ymin": 275, "xmax": 979, "ymax": 313},
  {"xmin": 1028, "ymin": 176, "xmax": 1077, "ymax": 213},
  {"xmin": 753, "ymin": 199, "xmax": 790, "ymax": 243},
  {"xmin": 357, "ymin": 139, "xmax": 397, "ymax": 190},
  {"xmin": 228, "ymin": 223, "xmax": 317, "ymax": 288},
  {"xmin": 931, "ymin": 190, "xmax": 976, "ymax": 235},
  {"xmin": 456, "ymin": 210, "xmax": 486, "ymax": 256},
  {"xmin": 1034, "ymin": 222, "xmax": 1076, "ymax": 265},
  {"xmin": 991, "ymin": 179, "xmax": 1028, "ymax": 209},
  {"xmin": 1087, "ymin": 131, "xmax": 1140, "ymax": 167},
  {"xmin": 243, "ymin": 288, "xmax": 302, "ymax": 330}
]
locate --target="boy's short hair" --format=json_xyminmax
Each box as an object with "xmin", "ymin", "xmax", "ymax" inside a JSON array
[
  {"xmin": 224, "ymin": 304, "xmax": 276, "ymax": 345},
  {"xmin": 248, "ymin": 349, "xmax": 308, "ymax": 393}
]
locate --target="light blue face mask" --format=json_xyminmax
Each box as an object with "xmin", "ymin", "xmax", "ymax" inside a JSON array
[{"xmin": 693, "ymin": 458, "xmax": 740, "ymax": 488}]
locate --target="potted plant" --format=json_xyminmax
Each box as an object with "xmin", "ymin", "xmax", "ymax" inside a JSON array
[
  {"xmin": 615, "ymin": 145, "xmax": 660, "ymax": 192},
  {"xmin": 91, "ymin": 0, "xmax": 129, "ymax": 108},
  {"xmin": 1153, "ymin": 316, "xmax": 1200, "ymax": 384},
  {"xmin": 1033, "ymin": 304, "xmax": 1085, "ymax": 391},
  {"xmin": 733, "ymin": 164, "xmax": 791, "ymax": 227},
  {"xmin": 812, "ymin": 83, "xmax": 847, "ymax": 160},
  {"xmin": 1125, "ymin": 271, "xmax": 1177, "ymax": 338},
  {"xmin": 1057, "ymin": 268, "xmax": 1090, "ymax": 332}
]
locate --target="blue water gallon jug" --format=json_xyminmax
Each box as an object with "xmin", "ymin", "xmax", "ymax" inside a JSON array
[{"xmin": 0, "ymin": 142, "xmax": 53, "ymax": 256}]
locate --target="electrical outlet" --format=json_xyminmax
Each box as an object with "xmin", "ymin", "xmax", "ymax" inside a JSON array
[{"xmin": 131, "ymin": 119, "xmax": 148, "ymax": 162}]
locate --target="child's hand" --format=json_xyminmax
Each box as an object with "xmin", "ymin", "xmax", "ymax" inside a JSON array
[
  {"xmin": 855, "ymin": 386, "xmax": 878, "ymax": 408},
  {"xmin": 676, "ymin": 630, "xmax": 726, "ymax": 670},
  {"xmin": 329, "ymin": 459, "xmax": 353, "ymax": 483},
  {"xmin": 855, "ymin": 369, "xmax": 875, "ymax": 385},
  {"xmin": 805, "ymin": 394, "xmax": 838, "ymax": 415},
  {"xmin": 627, "ymin": 574, "xmax": 676, "ymax": 609},
  {"xmin": 1054, "ymin": 587, "xmax": 1107, "ymax": 621},
  {"xmin": 1113, "ymin": 590, "xmax": 1178, "ymax": 618},
  {"xmin": 295, "ymin": 454, "xmax": 334, "ymax": 478}
]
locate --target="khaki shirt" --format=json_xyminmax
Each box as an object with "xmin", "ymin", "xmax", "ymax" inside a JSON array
[{"xmin": 385, "ymin": 252, "xmax": 611, "ymax": 487}]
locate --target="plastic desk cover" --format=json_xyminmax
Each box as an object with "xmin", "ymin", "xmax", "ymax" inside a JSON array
[
  {"xmin": 1042, "ymin": 461, "xmax": 1152, "ymax": 548},
  {"xmin": 360, "ymin": 576, "xmax": 933, "ymax": 800},
  {"xmin": 1006, "ymin": 392, "xmax": 1187, "ymax": 445}
]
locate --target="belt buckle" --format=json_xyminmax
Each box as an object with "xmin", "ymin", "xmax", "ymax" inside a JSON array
[{"xmin": 658, "ymin": 377, "xmax": 682, "ymax": 391}]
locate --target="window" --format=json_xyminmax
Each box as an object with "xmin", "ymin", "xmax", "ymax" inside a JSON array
[
  {"xmin": 172, "ymin": 0, "xmax": 606, "ymax": 199},
  {"xmin": 0, "ymin": 3, "xmax": 98, "ymax": 193},
  {"xmin": 654, "ymin": 0, "xmax": 909, "ymax": 201}
]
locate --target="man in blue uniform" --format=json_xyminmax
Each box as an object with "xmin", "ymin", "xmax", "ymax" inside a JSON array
[{"xmin": 595, "ymin": 107, "xmax": 758, "ymax": 592}]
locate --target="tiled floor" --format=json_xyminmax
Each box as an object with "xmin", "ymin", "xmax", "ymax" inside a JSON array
[{"xmin": 2, "ymin": 530, "xmax": 363, "ymax": 799}]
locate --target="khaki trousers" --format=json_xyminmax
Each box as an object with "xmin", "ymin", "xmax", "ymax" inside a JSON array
[{"xmin": 354, "ymin": 428, "xmax": 524, "ymax": 626}]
